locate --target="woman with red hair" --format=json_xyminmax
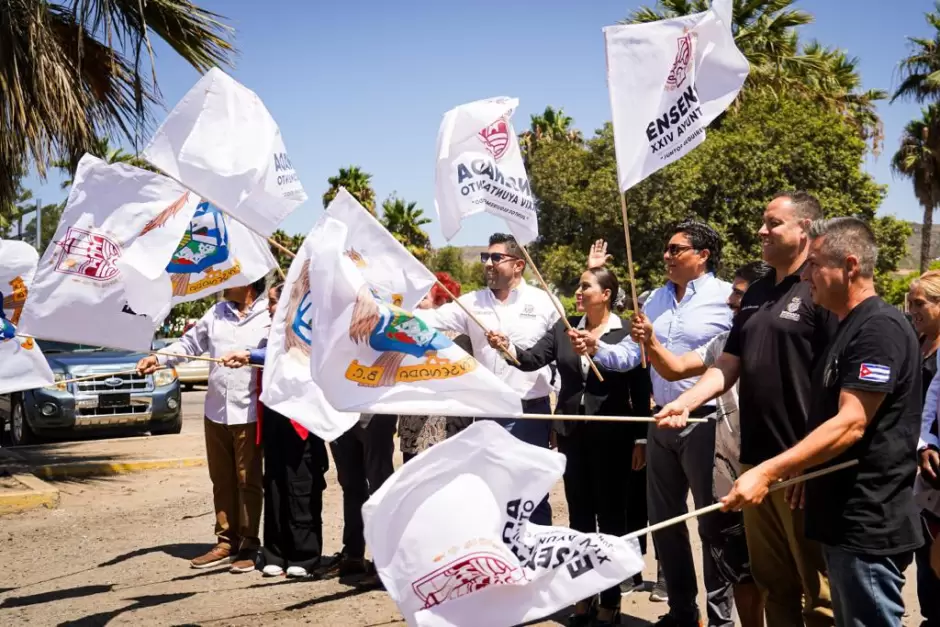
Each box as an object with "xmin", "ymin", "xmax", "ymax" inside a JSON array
[{"xmin": 397, "ymin": 272, "xmax": 473, "ymax": 462}]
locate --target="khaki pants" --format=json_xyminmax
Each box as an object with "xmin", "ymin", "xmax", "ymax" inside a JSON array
[
  {"xmin": 204, "ymin": 417, "xmax": 263, "ymax": 552},
  {"xmin": 742, "ymin": 465, "xmax": 833, "ymax": 627}
]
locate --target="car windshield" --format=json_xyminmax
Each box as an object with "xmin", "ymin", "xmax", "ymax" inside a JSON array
[{"xmin": 37, "ymin": 341, "xmax": 108, "ymax": 354}]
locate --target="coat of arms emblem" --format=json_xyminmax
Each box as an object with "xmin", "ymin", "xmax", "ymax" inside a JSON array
[{"xmin": 666, "ymin": 31, "xmax": 695, "ymax": 91}]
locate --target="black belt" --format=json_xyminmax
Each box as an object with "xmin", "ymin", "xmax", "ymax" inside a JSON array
[{"xmin": 653, "ymin": 405, "xmax": 714, "ymax": 418}]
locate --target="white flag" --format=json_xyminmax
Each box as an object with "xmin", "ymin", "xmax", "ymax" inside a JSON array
[
  {"xmin": 143, "ymin": 67, "xmax": 307, "ymax": 237},
  {"xmin": 161, "ymin": 199, "xmax": 277, "ymax": 306},
  {"xmin": 605, "ymin": 0, "xmax": 749, "ymax": 191},
  {"xmin": 307, "ymin": 191, "xmax": 522, "ymax": 416},
  {"xmin": 434, "ymin": 97, "xmax": 538, "ymax": 244},
  {"xmin": 18, "ymin": 155, "xmax": 197, "ymax": 352},
  {"xmin": 364, "ymin": 421, "xmax": 645, "ymax": 627},
  {"xmin": 260, "ymin": 223, "xmax": 358, "ymax": 442},
  {"xmin": 0, "ymin": 240, "xmax": 55, "ymax": 394}
]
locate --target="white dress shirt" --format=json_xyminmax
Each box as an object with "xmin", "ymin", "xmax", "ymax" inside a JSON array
[
  {"xmin": 157, "ymin": 298, "xmax": 270, "ymax": 425},
  {"xmin": 417, "ymin": 281, "xmax": 561, "ymax": 401}
]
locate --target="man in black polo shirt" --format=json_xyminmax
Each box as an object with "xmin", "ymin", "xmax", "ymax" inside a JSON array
[
  {"xmin": 722, "ymin": 217, "xmax": 922, "ymax": 627},
  {"xmin": 654, "ymin": 192, "xmax": 836, "ymax": 627}
]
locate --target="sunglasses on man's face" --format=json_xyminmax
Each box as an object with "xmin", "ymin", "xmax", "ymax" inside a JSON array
[
  {"xmin": 663, "ymin": 244, "xmax": 697, "ymax": 257},
  {"xmin": 481, "ymin": 252, "xmax": 518, "ymax": 264}
]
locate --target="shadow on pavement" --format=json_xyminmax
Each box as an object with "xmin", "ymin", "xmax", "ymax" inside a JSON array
[
  {"xmin": 0, "ymin": 584, "xmax": 115, "ymax": 609},
  {"xmin": 99, "ymin": 543, "xmax": 215, "ymax": 567},
  {"xmin": 57, "ymin": 592, "xmax": 196, "ymax": 626}
]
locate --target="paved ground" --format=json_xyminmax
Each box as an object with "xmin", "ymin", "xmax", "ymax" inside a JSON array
[{"xmin": 0, "ymin": 388, "xmax": 927, "ymax": 626}]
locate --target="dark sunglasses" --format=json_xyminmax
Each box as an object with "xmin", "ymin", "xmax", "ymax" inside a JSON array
[
  {"xmin": 663, "ymin": 244, "xmax": 696, "ymax": 257},
  {"xmin": 481, "ymin": 252, "xmax": 518, "ymax": 264}
]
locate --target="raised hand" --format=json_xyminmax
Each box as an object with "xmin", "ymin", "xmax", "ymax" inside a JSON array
[{"xmin": 587, "ymin": 239, "xmax": 613, "ymax": 270}]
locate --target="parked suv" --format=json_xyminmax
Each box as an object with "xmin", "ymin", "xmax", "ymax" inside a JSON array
[
  {"xmin": 0, "ymin": 341, "xmax": 182, "ymax": 446},
  {"xmin": 152, "ymin": 338, "xmax": 209, "ymax": 390}
]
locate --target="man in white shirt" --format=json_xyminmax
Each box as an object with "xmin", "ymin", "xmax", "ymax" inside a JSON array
[
  {"xmin": 137, "ymin": 278, "xmax": 270, "ymax": 573},
  {"xmin": 417, "ymin": 233, "xmax": 560, "ymax": 524}
]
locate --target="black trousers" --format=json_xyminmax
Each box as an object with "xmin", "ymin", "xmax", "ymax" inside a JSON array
[
  {"xmin": 329, "ymin": 414, "xmax": 397, "ymax": 559},
  {"xmin": 557, "ymin": 416, "xmax": 636, "ymax": 610},
  {"xmin": 260, "ymin": 408, "xmax": 329, "ymax": 570}
]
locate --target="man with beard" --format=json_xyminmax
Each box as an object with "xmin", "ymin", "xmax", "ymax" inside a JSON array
[
  {"xmin": 416, "ymin": 232, "xmax": 560, "ymax": 525},
  {"xmin": 137, "ymin": 277, "xmax": 270, "ymax": 574},
  {"xmin": 654, "ymin": 192, "xmax": 837, "ymax": 627}
]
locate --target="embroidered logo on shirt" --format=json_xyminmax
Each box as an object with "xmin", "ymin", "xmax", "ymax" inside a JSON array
[
  {"xmin": 520, "ymin": 304, "xmax": 537, "ymax": 318},
  {"xmin": 786, "ymin": 297, "xmax": 801, "ymax": 313},
  {"xmin": 859, "ymin": 363, "xmax": 890, "ymax": 383}
]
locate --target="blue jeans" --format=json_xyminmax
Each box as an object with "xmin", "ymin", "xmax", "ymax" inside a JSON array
[
  {"xmin": 823, "ymin": 545, "xmax": 913, "ymax": 627},
  {"xmin": 482, "ymin": 396, "xmax": 553, "ymax": 526},
  {"xmin": 915, "ymin": 514, "xmax": 940, "ymax": 626}
]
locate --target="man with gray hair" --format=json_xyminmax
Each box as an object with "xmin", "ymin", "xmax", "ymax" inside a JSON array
[{"xmin": 721, "ymin": 217, "xmax": 922, "ymax": 626}]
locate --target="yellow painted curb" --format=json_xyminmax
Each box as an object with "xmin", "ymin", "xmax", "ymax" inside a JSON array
[
  {"xmin": 32, "ymin": 457, "xmax": 206, "ymax": 480},
  {"xmin": 0, "ymin": 473, "xmax": 59, "ymax": 515}
]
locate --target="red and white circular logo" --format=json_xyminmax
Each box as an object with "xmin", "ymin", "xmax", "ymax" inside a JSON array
[{"xmin": 479, "ymin": 117, "xmax": 511, "ymax": 160}]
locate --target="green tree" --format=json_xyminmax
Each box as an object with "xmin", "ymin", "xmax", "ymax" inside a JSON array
[
  {"xmin": 20, "ymin": 201, "xmax": 65, "ymax": 252},
  {"xmin": 428, "ymin": 246, "xmax": 469, "ymax": 283},
  {"xmin": 269, "ymin": 229, "xmax": 305, "ymax": 275},
  {"xmin": 891, "ymin": 106, "xmax": 940, "ymax": 272},
  {"xmin": 1, "ymin": 0, "xmax": 235, "ymax": 209},
  {"xmin": 379, "ymin": 195, "xmax": 432, "ymax": 261},
  {"xmin": 0, "ymin": 181, "xmax": 34, "ymax": 238},
  {"xmin": 528, "ymin": 93, "xmax": 904, "ymax": 295},
  {"xmin": 323, "ymin": 166, "xmax": 376, "ymax": 216},
  {"xmin": 519, "ymin": 106, "xmax": 583, "ymax": 160},
  {"xmin": 52, "ymin": 136, "xmax": 157, "ymax": 188},
  {"xmin": 892, "ymin": 2, "xmax": 940, "ymax": 105},
  {"xmin": 625, "ymin": 0, "xmax": 886, "ymax": 150}
]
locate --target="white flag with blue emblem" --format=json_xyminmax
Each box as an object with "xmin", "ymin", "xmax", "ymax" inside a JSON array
[
  {"xmin": 363, "ymin": 421, "xmax": 645, "ymax": 627},
  {"xmin": 605, "ymin": 0, "xmax": 749, "ymax": 191},
  {"xmin": 143, "ymin": 67, "xmax": 307, "ymax": 237},
  {"xmin": 0, "ymin": 240, "xmax": 55, "ymax": 394},
  {"xmin": 261, "ymin": 222, "xmax": 358, "ymax": 442},
  {"xmin": 306, "ymin": 190, "xmax": 522, "ymax": 416},
  {"xmin": 18, "ymin": 155, "xmax": 198, "ymax": 352}
]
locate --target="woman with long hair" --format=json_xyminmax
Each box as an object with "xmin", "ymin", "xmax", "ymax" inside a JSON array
[{"xmin": 487, "ymin": 267, "xmax": 649, "ymax": 627}]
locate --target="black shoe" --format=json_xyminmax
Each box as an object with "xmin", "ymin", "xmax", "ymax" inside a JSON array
[
  {"xmin": 649, "ymin": 564, "xmax": 668, "ymax": 602},
  {"xmin": 653, "ymin": 614, "xmax": 702, "ymax": 627},
  {"xmin": 593, "ymin": 607, "xmax": 622, "ymax": 626},
  {"xmin": 566, "ymin": 614, "xmax": 593, "ymax": 627},
  {"xmin": 311, "ymin": 552, "xmax": 344, "ymax": 578},
  {"xmin": 354, "ymin": 569, "xmax": 384, "ymax": 591}
]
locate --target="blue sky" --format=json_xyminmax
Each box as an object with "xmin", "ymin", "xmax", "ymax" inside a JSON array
[{"xmin": 20, "ymin": 0, "xmax": 936, "ymax": 247}]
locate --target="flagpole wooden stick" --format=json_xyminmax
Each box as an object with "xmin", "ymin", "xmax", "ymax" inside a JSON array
[
  {"xmin": 603, "ymin": 29, "xmax": 647, "ymax": 369},
  {"xmin": 623, "ymin": 459, "xmax": 859, "ymax": 540},
  {"xmin": 512, "ymin": 413, "xmax": 704, "ymax": 424},
  {"xmin": 431, "ymin": 280, "xmax": 521, "ymax": 367},
  {"xmin": 518, "ymin": 245, "xmax": 605, "ymax": 382},
  {"xmin": 149, "ymin": 350, "xmax": 262, "ymax": 369}
]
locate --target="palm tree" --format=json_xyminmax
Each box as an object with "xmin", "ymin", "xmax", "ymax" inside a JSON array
[
  {"xmin": 323, "ymin": 166, "xmax": 377, "ymax": 215},
  {"xmin": 518, "ymin": 106, "xmax": 583, "ymax": 159},
  {"xmin": 893, "ymin": 2, "xmax": 940, "ymax": 104},
  {"xmin": 1, "ymin": 0, "xmax": 235, "ymax": 208},
  {"xmin": 892, "ymin": 106, "xmax": 940, "ymax": 272},
  {"xmin": 0, "ymin": 182, "xmax": 34, "ymax": 238},
  {"xmin": 625, "ymin": 0, "xmax": 885, "ymax": 149},
  {"xmin": 52, "ymin": 136, "xmax": 155, "ymax": 189},
  {"xmin": 380, "ymin": 196, "xmax": 432, "ymax": 260}
]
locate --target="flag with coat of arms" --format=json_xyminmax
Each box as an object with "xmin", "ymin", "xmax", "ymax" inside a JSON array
[
  {"xmin": 363, "ymin": 421, "xmax": 645, "ymax": 627},
  {"xmin": 0, "ymin": 239, "xmax": 55, "ymax": 394},
  {"xmin": 18, "ymin": 155, "xmax": 198, "ymax": 352},
  {"xmin": 305, "ymin": 189, "xmax": 522, "ymax": 417},
  {"xmin": 434, "ymin": 97, "xmax": 538, "ymax": 245},
  {"xmin": 604, "ymin": 0, "xmax": 749, "ymax": 191}
]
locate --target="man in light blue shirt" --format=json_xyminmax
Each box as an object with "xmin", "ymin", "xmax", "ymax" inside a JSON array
[{"xmin": 573, "ymin": 221, "xmax": 734, "ymax": 627}]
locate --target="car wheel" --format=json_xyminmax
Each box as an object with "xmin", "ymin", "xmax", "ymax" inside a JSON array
[
  {"xmin": 11, "ymin": 399, "xmax": 39, "ymax": 446},
  {"xmin": 150, "ymin": 412, "xmax": 183, "ymax": 436}
]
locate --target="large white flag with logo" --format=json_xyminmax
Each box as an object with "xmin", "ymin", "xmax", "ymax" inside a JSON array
[
  {"xmin": 364, "ymin": 421, "xmax": 644, "ymax": 627},
  {"xmin": 0, "ymin": 240, "xmax": 55, "ymax": 393},
  {"xmin": 306, "ymin": 190, "xmax": 522, "ymax": 416},
  {"xmin": 143, "ymin": 67, "xmax": 307, "ymax": 237},
  {"xmin": 605, "ymin": 0, "xmax": 748, "ymax": 191},
  {"xmin": 434, "ymin": 97, "xmax": 538, "ymax": 244},
  {"xmin": 158, "ymin": 199, "xmax": 277, "ymax": 307},
  {"xmin": 261, "ymin": 221, "xmax": 358, "ymax": 442},
  {"xmin": 18, "ymin": 155, "xmax": 197, "ymax": 352}
]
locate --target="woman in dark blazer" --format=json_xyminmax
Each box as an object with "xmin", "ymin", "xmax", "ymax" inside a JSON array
[{"xmin": 488, "ymin": 267, "xmax": 650, "ymax": 627}]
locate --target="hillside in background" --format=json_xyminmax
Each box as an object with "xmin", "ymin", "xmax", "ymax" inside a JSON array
[{"xmin": 904, "ymin": 223, "xmax": 940, "ymax": 270}]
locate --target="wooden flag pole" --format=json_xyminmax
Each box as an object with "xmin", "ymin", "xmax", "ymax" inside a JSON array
[
  {"xmin": 431, "ymin": 280, "xmax": 521, "ymax": 367},
  {"xmin": 518, "ymin": 245, "xmax": 605, "ymax": 382},
  {"xmin": 623, "ymin": 459, "xmax": 859, "ymax": 540},
  {"xmin": 149, "ymin": 350, "xmax": 262, "ymax": 369}
]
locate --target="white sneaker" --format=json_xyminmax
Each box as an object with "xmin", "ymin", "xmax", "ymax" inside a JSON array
[
  {"xmin": 262, "ymin": 564, "xmax": 284, "ymax": 577},
  {"xmin": 286, "ymin": 566, "xmax": 309, "ymax": 578}
]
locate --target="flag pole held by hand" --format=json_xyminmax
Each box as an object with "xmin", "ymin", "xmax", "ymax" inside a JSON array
[
  {"xmin": 518, "ymin": 245, "xmax": 605, "ymax": 382},
  {"xmin": 623, "ymin": 459, "xmax": 859, "ymax": 540},
  {"xmin": 432, "ymin": 279, "xmax": 521, "ymax": 367}
]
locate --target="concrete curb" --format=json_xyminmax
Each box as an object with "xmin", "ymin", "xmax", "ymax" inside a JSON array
[
  {"xmin": 31, "ymin": 457, "xmax": 206, "ymax": 480},
  {"xmin": 0, "ymin": 472, "xmax": 60, "ymax": 515}
]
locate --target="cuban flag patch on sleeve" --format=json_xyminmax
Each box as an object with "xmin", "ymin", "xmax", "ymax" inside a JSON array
[{"xmin": 859, "ymin": 363, "xmax": 891, "ymax": 383}]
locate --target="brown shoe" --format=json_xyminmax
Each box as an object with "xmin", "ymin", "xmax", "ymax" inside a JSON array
[
  {"xmin": 190, "ymin": 544, "xmax": 232, "ymax": 569},
  {"xmin": 229, "ymin": 549, "xmax": 258, "ymax": 574}
]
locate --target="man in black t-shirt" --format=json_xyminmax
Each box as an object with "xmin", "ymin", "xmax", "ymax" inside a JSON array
[{"xmin": 722, "ymin": 218, "xmax": 923, "ymax": 627}]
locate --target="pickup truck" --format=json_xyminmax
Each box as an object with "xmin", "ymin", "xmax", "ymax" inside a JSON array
[{"xmin": 0, "ymin": 340, "xmax": 182, "ymax": 446}]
